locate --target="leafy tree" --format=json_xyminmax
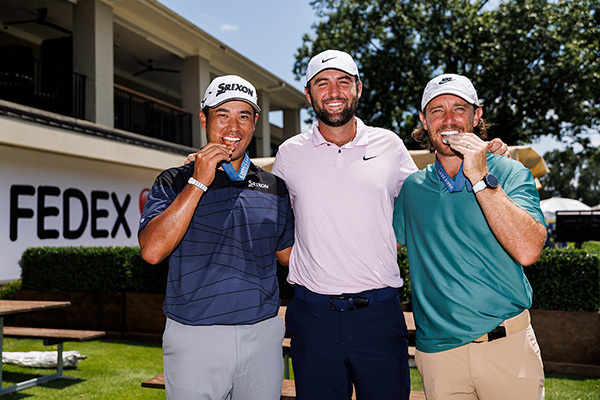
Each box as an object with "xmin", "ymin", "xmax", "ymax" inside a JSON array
[
  {"xmin": 538, "ymin": 138, "xmax": 600, "ymax": 206},
  {"xmin": 295, "ymin": 0, "xmax": 600, "ymax": 148}
]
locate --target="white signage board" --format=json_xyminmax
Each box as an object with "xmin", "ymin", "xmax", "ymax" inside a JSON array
[{"xmin": 0, "ymin": 144, "xmax": 161, "ymax": 282}]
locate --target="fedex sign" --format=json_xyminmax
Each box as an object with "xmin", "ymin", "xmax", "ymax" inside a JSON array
[
  {"xmin": 1, "ymin": 145, "xmax": 158, "ymax": 281},
  {"xmin": 10, "ymin": 185, "xmax": 134, "ymax": 241}
]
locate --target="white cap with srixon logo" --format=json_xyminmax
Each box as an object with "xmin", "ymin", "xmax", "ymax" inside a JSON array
[
  {"xmin": 421, "ymin": 73, "xmax": 479, "ymax": 111},
  {"xmin": 201, "ymin": 75, "xmax": 261, "ymax": 112},
  {"xmin": 305, "ymin": 49, "xmax": 360, "ymax": 86}
]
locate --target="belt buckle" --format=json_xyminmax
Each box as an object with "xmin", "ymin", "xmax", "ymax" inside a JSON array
[
  {"xmin": 487, "ymin": 325, "xmax": 506, "ymax": 341},
  {"xmin": 329, "ymin": 296, "xmax": 369, "ymax": 311}
]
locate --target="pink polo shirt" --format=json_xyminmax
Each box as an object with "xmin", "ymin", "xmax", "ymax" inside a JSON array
[{"xmin": 272, "ymin": 117, "xmax": 418, "ymax": 294}]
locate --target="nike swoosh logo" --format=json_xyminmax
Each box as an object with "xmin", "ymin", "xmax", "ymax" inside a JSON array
[
  {"xmin": 363, "ymin": 155, "xmax": 377, "ymax": 161},
  {"xmin": 322, "ymin": 57, "xmax": 337, "ymax": 63}
]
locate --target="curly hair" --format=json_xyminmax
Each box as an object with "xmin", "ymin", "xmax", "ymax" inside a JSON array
[{"xmin": 412, "ymin": 107, "xmax": 490, "ymax": 152}]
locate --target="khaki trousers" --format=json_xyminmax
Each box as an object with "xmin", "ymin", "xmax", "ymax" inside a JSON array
[{"xmin": 416, "ymin": 312, "xmax": 545, "ymax": 400}]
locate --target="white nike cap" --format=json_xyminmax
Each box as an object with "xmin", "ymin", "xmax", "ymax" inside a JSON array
[
  {"xmin": 421, "ymin": 73, "xmax": 479, "ymax": 111},
  {"xmin": 201, "ymin": 75, "xmax": 261, "ymax": 113},
  {"xmin": 305, "ymin": 49, "xmax": 360, "ymax": 86}
]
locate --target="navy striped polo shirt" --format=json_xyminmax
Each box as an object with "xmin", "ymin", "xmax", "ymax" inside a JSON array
[{"xmin": 139, "ymin": 162, "xmax": 295, "ymax": 325}]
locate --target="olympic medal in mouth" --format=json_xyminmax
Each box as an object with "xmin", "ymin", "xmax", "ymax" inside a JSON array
[
  {"xmin": 441, "ymin": 130, "xmax": 459, "ymax": 145},
  {"xmin": 222, "ymin": 136, "xmax": 241, "ymax": 150}
]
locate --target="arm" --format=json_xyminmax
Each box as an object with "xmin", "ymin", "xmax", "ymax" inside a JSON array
[
  {"xmin": 475, "ymin": 187, "xmax": 546, "ymax": 266},
  {"xmin": 139, "ymin": 184, "xmax": 203, "ymax": 264},
  {"xmin": 276, "ymin": 246, "xmax": 292, "ymax": 266},
  {"xmin": 139, "ymin": 142, "xmax": 232, "ymax": 264},
  {"xmin": 455, "ymin": 134, "xmax": 546, "ymax": 266}
]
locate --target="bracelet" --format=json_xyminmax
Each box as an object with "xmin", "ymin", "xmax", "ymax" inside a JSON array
[{"xmin": 187, "ymin": 177, "xmax": 208, "ymax": 192}]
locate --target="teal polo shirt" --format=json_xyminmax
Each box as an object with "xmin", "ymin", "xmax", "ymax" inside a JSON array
[{"xmin": 393, "ymin": 153, "xmax": 545, "ymax": 353}]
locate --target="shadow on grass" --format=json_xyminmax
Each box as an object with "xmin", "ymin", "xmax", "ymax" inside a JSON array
[{"xmin": 1, "ymin": 370, "xmax": 85, "ymax": 393}]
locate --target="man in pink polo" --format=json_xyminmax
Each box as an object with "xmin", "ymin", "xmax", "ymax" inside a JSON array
[
  {"xmin": 272, "ymin": 50, "xmax": 509, "ymax": 400},
  {"xmin": 272, "ymin": 48, "xmax": 416, "ymax": 400}
]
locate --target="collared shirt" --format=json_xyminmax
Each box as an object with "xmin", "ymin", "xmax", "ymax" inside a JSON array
[
  {"xmin": 272, "ymin": 117, "xmax": 417, "ymax": 294},
  {"xmin": 139, "ymin": 163, "xmax": 295, "ymax": 325},
  {"xmin": 393, "ymin": 153, "xmax": 545, "ymax": 353}
]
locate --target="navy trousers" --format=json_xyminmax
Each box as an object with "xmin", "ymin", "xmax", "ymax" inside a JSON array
[{"xmin": 286, "ymin": 287, "xmax": 410, "ymax": 400}]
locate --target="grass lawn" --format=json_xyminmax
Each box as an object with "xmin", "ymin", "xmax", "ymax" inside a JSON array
[
  {"xmin": 1, "ymin": 338, "xmax": 598, "ymax": 399},
  {"xmin": 1, "ymin": 338, "xmax": 165, "ymax": 399}
]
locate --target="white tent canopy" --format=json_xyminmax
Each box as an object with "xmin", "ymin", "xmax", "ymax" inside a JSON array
[{"xmin": 539, "ymin": 197, "xmax": 592, "ymax": 223}]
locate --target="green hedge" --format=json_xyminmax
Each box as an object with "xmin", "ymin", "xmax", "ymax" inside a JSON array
[
  {"xmin": 397, "ymin": 248, "xmax": 411, "ymax": 303},
  {"xmin": 395, "ymin": 247, "xmax": 600, "ymax": 312},
  {"xmin": 16, "ymin": 247, "xmax": 408, "ymax": 302},
  {"xmin": 525, "ymin": 248, "xmax": 600, "ymax": 312},
  {"xmin": 0, "ymin": 279, "xmax": 22, "ymax": 300},
  {"xmin": 19, "ymin": 246, "xmax": 168, "ymax": 293},
  {"xmin": 15, "ymin": 246, "xmax": 600, "ymax": 312}
]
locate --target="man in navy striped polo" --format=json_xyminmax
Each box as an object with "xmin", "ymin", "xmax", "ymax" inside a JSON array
[{"xmin": 139, "ymin": 75, "xmax": 294, "ymax": 400}]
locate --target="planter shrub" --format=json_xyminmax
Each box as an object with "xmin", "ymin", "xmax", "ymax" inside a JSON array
[
  {"xmin": 397, "ymin": 247, "xmax": 411, "ymax": 304},
  {"xmin": 19, "ymin": 246, "xmax": 168, "ymax": 294},
  {"xmin": 20, "ymin": 246, "xmax": 129, "ymax": 292},
  {"xmin": 396, "ymin": 247, "xmax": 600, "ymax": 312},
  {"xmin": 17, "ymin": 245, "xmax": 600, "ymax": 311},
  {"xmin": 525, "ymin": 248, "xmax": 600, "ymax": 312},
  {"xmin": 122, "ymin": 248, "xmax": 168, "ymax": 294},
  {"xmin": 19, "ymin": 246, "xmax": 284, "ymax": 297},
  {"xmin": 0, "ymin": 279, "xmax": 22, "ymax": 300}
]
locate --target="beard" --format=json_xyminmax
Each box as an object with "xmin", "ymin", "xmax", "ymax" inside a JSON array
[
  {"xmin": 310, "ymin": 94, "xmax": 358, "ymax": 127},
  {"xmin": 431, "ymin": 125, "xmax": 469, "ymax": 157}
]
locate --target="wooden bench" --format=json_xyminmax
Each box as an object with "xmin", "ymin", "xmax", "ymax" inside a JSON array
[
  {"xmin": 141, "ymin": 372, "xmax": 166, "ymax": 389},
  {"xmin": 3, "ymin": 326, "xmax": 105, "ymax": 345},
  {"xmin": 1, "ymin": 326, "xmax": 105, "ymax": 395},
  {"xmin": 143, "ymin": 374, "xmax": 426, "ymax": 399}
]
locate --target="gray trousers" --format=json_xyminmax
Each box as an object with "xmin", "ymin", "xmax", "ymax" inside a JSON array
[{"xmin": 163, "ymin": 315, "xmax": 285, "ymax": 400}]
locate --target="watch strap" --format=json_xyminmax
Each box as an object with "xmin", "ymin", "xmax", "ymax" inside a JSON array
[
  {"xmin": 188, "ymin": 177, "xmax": 208, "ymax": 192},
  {"xmin": 472, "ymin": 179, "xmax": 487, "ymax": 193}
]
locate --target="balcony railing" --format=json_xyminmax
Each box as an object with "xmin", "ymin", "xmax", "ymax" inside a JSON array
[
  {"xmin": 0, "ymin": 58, "xmax": 86, "ymax": 120},
  {"xmin": 114, "ymin": 85, "xmax": 192, "ymax": 147},
  {"xmin": 0, "ymin": 44, "xmax": 191, "ymax": 148}
]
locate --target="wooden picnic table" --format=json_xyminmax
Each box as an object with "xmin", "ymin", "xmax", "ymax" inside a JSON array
[
  {"xmin": 0, "ymin": 300, "xmax": 103, "ymax": 396},
  {"xmin": 0, "ymin": 300, "xmax": 71, "ymax": 316}
]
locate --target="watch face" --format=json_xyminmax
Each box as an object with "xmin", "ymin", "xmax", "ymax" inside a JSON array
[{"xmin": 485, "ymin": 174, "xmax": 499, "ymax": 188}]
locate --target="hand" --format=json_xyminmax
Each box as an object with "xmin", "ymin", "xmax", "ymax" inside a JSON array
[
  {"xmin": 189, "ymin": 141, "xmax": 233, "ymax": 187},
  {"xmin": 447, "ymin": 132, "xmax": 489, "ymax": 184},
  {"xmin": 487, "ymin": 138, "xmax": 511, "ymax": 158},
  {"xmin": 184, "ymin": 153, "xmax": 195, "ymax": 165}
]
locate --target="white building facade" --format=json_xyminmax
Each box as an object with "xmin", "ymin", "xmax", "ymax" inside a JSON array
[{"xmin": 1, "ymin": 0, "xmax": 308, "ymax": 281}]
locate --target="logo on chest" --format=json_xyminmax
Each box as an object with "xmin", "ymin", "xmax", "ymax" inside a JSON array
[{"xmin": 248, "ymin": 180, "xmax": 269, "ymax": 190}]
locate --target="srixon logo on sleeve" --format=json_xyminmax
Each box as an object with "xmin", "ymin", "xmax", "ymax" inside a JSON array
[{"xmin": 9, "ymin": 184, "xmax": 132, "ymax": 241}]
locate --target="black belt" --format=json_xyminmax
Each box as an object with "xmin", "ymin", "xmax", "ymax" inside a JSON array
[
  {"xmin": 294, "ymin": 285, "xmax": 399, "ymax": 312},
  {"xmin": 472, "ymin": 310, "xmax": 530, "ymax": 343}
]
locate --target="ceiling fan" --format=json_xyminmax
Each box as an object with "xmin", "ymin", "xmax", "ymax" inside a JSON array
[
  {"xmin": 134, "ymin": 59, "xmax": 180, "ymax": 77},
  {"xmin": 3, "ymin": 7, "xmax": 71, "ymax": 35}
]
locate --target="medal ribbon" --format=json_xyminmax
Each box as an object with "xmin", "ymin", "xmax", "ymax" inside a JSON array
[
  {"xmin": 435, "ymin": 157, "xmax": 473, "ymax": 193},
  {"xmin": 222, "ymin": 152, "xmax": 250, "ymax": 181}
]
